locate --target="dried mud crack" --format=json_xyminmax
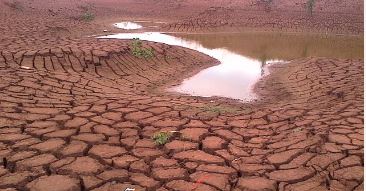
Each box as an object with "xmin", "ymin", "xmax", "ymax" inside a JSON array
[
  {"xmin": 0, "ymin": 41, "xmax": 363, "ymax": 190},
  {"xmin": 0, "ymin": 1, "xmax": 364, "ymax": 191}
]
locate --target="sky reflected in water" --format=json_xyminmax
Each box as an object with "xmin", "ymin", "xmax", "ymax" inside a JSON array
[
  {"xmin": 99, "ymin": 32, "xmax": 279, "ymax": 101},
  {"xmin": 114, "ymin": 22, "xmax": 143, "ymax": 30},
  {"xmin": 99, "ymin": 30, "xmax": 362, "ymax": 101}
]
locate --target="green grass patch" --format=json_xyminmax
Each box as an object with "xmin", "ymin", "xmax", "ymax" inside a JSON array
[
  {"xmin": 130, "ymin": 38, "xmax": 154, "ymax": 59},
  {"xmin": 80, "ymin": 12, "xmax": 95, "ymax": 22},
  {"xmin": 152, "ymin": 132, "xmax": 172, "ymax": 145},
  {"xmin": 202, "ymin": 105, "xmax": 239, "ymax": 114}
]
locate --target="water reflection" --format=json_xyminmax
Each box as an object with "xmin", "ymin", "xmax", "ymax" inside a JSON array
[
  {"xmin": 172, "ymin": 32, "xmax": 363, "ymax": 60},
  {"xmin": 99, "ymin": 31, "xmax": 362, "ymax": 101},
  {"xmin": 99, "ymin": 32, "xmax": 280, "ymax": 101},
  {"xmin": 114, "ymin": 22, "xmax": 143, "ymax": 30}
]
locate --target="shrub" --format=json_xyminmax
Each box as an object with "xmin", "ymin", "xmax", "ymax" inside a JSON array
[
  {"xmin": 152, "ymin": 132, "xmax": 172, "ymax": 145},
  {"xmin": 130, "ymin": 38, "xmax": 154, "ymax": 58},
  {"xmin": 80, "ymin": 12, "xmax": 95, "ymax": 22}
]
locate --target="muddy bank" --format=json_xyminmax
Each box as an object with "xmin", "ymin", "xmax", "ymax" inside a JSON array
[
  {"xmin": 0, "ymin": 43, "xmax": 363, "ymax": 190},
  {"xmin": 254, "ymin": 57, "xmax": 364, "ymax": 107},
  {"xmin": 0, "ymin": 0, "xmax": 364, "ymax": 190}
]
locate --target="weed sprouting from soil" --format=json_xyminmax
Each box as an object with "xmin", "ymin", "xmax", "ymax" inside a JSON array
[
  {"xmin": 80, "ymin": 12, "xmax": 95, "ymax": 22},
  {"xmin": 4, "ymin": 0, "xmax": 23, "ymax": 10},
  {"xmin": 130, "ymin": 38, "xmax": 155, "ymax": 58},
  {"xmin": 76, "ymin": 3, "xmax": 95, "ymax": 22},
  {"xmin": 203, "ymin": 105, "xmax": 239, "ymax": 114},
  {"xmin": 152, "ymin": 132, "xmax": 172, "ymax": 145},
  {"xmin": 306, "ymin": 0, "xmax": 316, "ymax": 16}
]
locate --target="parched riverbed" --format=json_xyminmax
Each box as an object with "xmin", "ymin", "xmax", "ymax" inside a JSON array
[{"xmin": 0, "ymin": 2, "xmax": 363, "ymax": 190}]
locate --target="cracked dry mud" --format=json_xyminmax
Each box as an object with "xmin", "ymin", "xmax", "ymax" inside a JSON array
[
  {"xmin": 0, "ymin": 45, "xmax": 363, "ymax": 191},
  {"xmin": 0, "ymin": 1, "xmax": 364, "ymax": 191}
]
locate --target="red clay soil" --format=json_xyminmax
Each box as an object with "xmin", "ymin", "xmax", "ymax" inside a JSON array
[
  {"xmin": 0, "ymin": 0, "xmax": 363, "ymax": 37},
  {"xmin": 0, "ymin": 0, "xmax": 364, "ymax": 191},
  {"xmin": 92, "ymin": 0, "xmax": 364, "ymax": 34}
]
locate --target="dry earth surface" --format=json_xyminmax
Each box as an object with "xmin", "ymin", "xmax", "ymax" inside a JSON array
[{"xmin": 0, "ymin": 0, "xmax": 364, "ymax": 191}]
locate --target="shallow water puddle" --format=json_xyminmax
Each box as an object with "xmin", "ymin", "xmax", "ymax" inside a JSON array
[
  {"xmin": 99, "ymin": 32, "xmax": 278, "ymax": 101},
  {"xmin": 173, "ymin": 32, "xmax": 363, "ymax": 60},
  {"xmin": 99, "ymin": 31, "xmax": 362, "ymax": 101},
  {"xmin": 114, "ymin": 22, "xmax": 143, "ymax": 29}
]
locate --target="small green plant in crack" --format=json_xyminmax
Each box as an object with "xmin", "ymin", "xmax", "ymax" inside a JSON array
[
  {"xmin": 80, "ymin": 12, "xmax": 95, "ymax": 22},
  {"xmin": 152, "ymin": 132, "xmax": 172, "ymax": 145},
  {"xmin": 203, "ymin": 105, "xmax": 239, "ymax": 114},
  {"xmin": 130, "ymin": 38, "xmax": 154, "ymax": 59},
  {"xmin": 75, "ymin": 3, "xmax": 95, "ymax": 22},
  {"xmin": 4, "ymin": 0, "xmax": 23, "ymax": 10}
]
